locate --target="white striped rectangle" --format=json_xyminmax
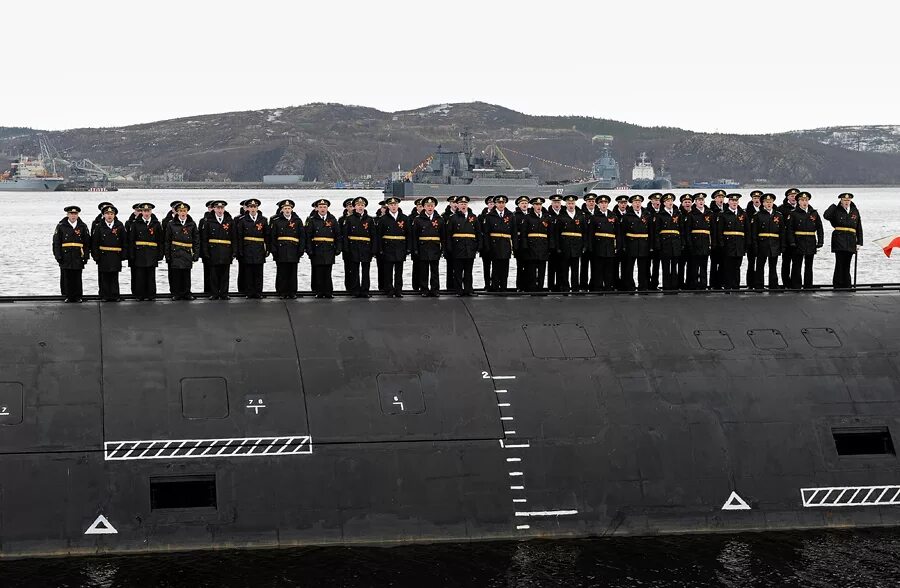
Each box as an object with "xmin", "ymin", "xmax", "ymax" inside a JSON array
[
  {"xmin": 800, "ymin": 485, "xmax": 900, "ymax": 508},
  {"xmin": 104, "ymin": 436, "xmax": 312, "ymax": 460}
]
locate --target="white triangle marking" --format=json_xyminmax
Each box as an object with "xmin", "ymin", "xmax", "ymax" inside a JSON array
[
  {"xmin": 84, "ymin": 514, "xmax": 118, "ymax": 535},
  {"xmin": 721, "ymin": 491, "xmax": 751, "ymax": 511}
]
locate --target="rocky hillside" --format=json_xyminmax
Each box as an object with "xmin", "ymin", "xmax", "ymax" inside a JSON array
[
  {"xmin": 785, "ymin": 125, "xmax": 900, "ymax": 155},
  {"xmin": 2, "ymin": 103, "xmax": 900, "ymax": 185}
]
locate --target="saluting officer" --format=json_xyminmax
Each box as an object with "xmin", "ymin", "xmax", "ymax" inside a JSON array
[
  {"xmin": 586, "ymin": 194, "xmax": 620, "ymax": 291},
  {"xmin": 269, "ymin": 199, "xmax": 304, "ymax": 299},
  {"xmin": 555, "ymin": 195, "xmax": 586, "ymax": 292},
  {"xmin": 343, "ymin": 196, "xmax": 377, "ymax": 298},
  {"xmin": 652, "ymin": 193, "xmax": 682, "ymax": 291},
  {"xmin": 201, "ymin": 200, "xmax": 235, "ymax": 300},
  {"xmin": 749, "ymin": 193, "xmax": 785, "ymax": 289},
  {"xmin": 129, "ymin": 203, "xmax": 164, "ymax": 301},
  {"xmin": 91, "ymin": 204, "xmax": 127, "ymax": 302},
  {"xmin": 685, "ymin": 193, "xmax": 713, "ymax": 290},
  {"xmin": 677, "ymin": 194, "xmax": 694, "ymax": 289},
  {"xmin": 412, "ymin": 196, "xmax": 444, "ymax": 297},
  {"xmin": 518, "ymin": 197, "xmax": 554, "ymax": 291},
  {"xmin": 823, "ymin": 192, "xmax": 863, "ymax": 288},
  {"xmin": 779, "ymin": 188, "xmax": 800, "ymax": 288},
  {"xmin": 621, "ymin": 194, "xmax": 652, "ymax": 291},
  {"xmin": 513, "ymin": 195, "xmax": 531, "ymax": 291},
  {"xmin": 482, "ymin": 194, "xmax": 517, "ymax": 291},
  {"xmin": 306, "ymin": 198, "xmax": 341, "ymax": 299},
  {"xmin": 53, "ymin": 205, "xmax": 91, "ymax": 303},
  {"xmin": 445, "ymin": 195, "xmax": 481, "ymax": 296},
  {"xmin": 377, "ymin": 196, "xmax": 409, "ymax": 298},
  {"xmin": 164, "ymin": 202, "xmax": 200, "ymax": 300},
  {"xmin": 717, "ymin": 194, "xmax": 748, "ymax": 290},
  {"xmin": 787, "ymin": 191, "xmax": 824, "ymax": 289}
]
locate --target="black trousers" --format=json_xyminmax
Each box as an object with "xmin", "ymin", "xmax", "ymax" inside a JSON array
[
  {"xmin": 275, "ymin": 262, "xmax": 298, "ymax": 296},
  {"xmin": 578, "ymin": 253, "xmax": 591, "ymax": 290},
  {"xmin": 688, "ymin": 255, "xmax": 709, "ymax": 290},
  {"xmin": 312, "ymin": 263, "xmax": 334, "ymax": 297},
  {"xmin": 677, "ymin": 254, "xmax": 690, "ymax": 289},
  {"xmin": 615, "ymin": 255, "xmax": 628, "ymax": 290},
  {"xmin": 345, "ymin": 260, "xmax": 371, "ymax": 296},
  {"xmin": 489, "ymin": 258, "xmax": 510, "ymax": 291},
  {"xmin": 210, "ymin": 264, "xmax": 231, "ymax": 298},
  {"xmin": 202, "ymin": 260, "xmax": 211, "ymax": 293},
  {"xmin": 419, "ymin": 260, "xmax": 440, "ymax": 294},
  {"xmin": 660, "ymin": 258, "xmax": 679, "ymax": 291},
  {"xmin": 482, "ymin": 257, "xmax": 492, "ymax": 291},
  {"xmin": 781, "ymin": 249, "xmax": 794, "ymax": 288},
  {"xmin": 411, "ymin": 257, "xmax": 421, "ymax": 291},
  {"xmin": 790, "ymin": 253, "xmax": 815, "ymax": 289},
  {"xmin": 244, "ymin": 264, "xmax": 263, "ymax": 297},
  {"xmin": 833, "ymin": 251, "xmax": 854, "ymax": 288},
  {"xmin": 131, "ymin": 266, "xmax": 157, "ymax": 299},
  {"xmin": 384, "ymin": 261, "xmax": 404, "ymax": 295},
  {"xmin": 649, "ymin": 252, "xmax": 661, "ymax": 290},
  {"xmin": 623, "ymin": 256, "xmax": 650, "ymax": 291},
  {"xmin": 722, "ymin": 256, "xmax": 743, "ymax": 290},
  {"xmin": 745, "ymin": 253, "xmax": 757, "ymax": 288},
  {"xmin": 754, "ymin": 255, "xmax": 779, "ymax": 289},
  {"xmin": 98, "ymin": 270, "xmax": 120, "ymax": 300},
  {"xmin": 589, "ymin": 257, "xmax": 617, "ymax": 291},
  {"xmin": 516, "ymin": 258, "xmax": 528, "ymax": 291},
  {"xmin": 445, "ymin": 258, "xmax": 457, "ymax": 290},
  {"xmin": 546, "ymin": 253, "xmax": 557, "ymax": 291},
  {"xmin": 168, "ymin": 267, "xmax": 192, "ymax": 299},
  {"xmin": 454, "ymin": 258, "xmax": 475, "ymax": 295},
  {"xmin": 709, "ymin": 250, "xmax": 723, "ymax": 289},
  {"xmin": 62, "ymin": 268, "xmax": 83, "ymax": 301},
  {"xmin": 237, "ymin": 261, "xmax": 248, "ymax": 294},
  {"xmin": 556, "ymin": 257, "xmax": 579, "ymax": 292},
  {"xmin": 525, "ymin": 260, "xmax": 547, "ymax": 291},
  {"xmin": 376, "ymin": 255, "xmax": 388, "ymax": 292}
]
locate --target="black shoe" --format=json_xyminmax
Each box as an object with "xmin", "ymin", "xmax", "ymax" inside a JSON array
[
  {"xmin": 324, "ymin": 294, "xmax": 334, "ymax": 299},
  {"xmin": 394, "ymin": 293, "xmax": 403, "ymax": 298},
  {"xmin": 185, "ymin": 295, "xmax": 196, "ymax": 301},
  {"xmin": 209, "ymin": 295, "xmax": 219, "ymax": 300},
  {"xmin": 220, "ymin": 295, "xmax": 230, "ymax": 300}
]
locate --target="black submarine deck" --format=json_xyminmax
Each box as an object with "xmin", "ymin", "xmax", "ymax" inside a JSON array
[{"xmin": 2, "ymin": 287, "xmax": 900, "ymax": 558}]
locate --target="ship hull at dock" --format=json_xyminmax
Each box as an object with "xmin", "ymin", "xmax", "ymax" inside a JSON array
[
  {"xmin": 384, "ymin": 179, "xmax": 598, "ymax": 199},
  {"xmin": 0, "ymin": 177, "xmax": 65, "ymax": 191},
  {"xmin": 3, "ymin": 292, "xmax": 900, "ymax": 558}
]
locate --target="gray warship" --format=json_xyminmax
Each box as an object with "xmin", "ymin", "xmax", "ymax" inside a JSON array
[
  {"xmin": 383, "ymin": 131, "xmax": 597, "ymax": 200},
  {"xmin": 588, "ymin": 135, "xmax": 621, "ymax": 190}
]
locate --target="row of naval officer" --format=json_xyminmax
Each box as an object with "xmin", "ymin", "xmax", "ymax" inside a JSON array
[{"xmin": 52, "ymin": 188, "xmax": 863, "ymax": 302}]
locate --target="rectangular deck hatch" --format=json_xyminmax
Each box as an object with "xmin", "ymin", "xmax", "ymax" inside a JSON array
[
  {"xmin": 150, "ymin": 475, "xmax": 217, "ymax": 510},
  {"xmin": 832, "ymin": 427, "xmax": 896, "ymax": 456}
]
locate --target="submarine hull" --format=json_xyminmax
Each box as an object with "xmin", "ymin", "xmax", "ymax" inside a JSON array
[{"xmin": 2, "ymin": 294, "xmax": 900, "ymax": 558}]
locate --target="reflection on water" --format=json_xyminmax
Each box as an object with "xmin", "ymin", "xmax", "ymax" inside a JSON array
[{"xmin": 1, "ymin": 530, "xmax": 900, "ymax": 587}]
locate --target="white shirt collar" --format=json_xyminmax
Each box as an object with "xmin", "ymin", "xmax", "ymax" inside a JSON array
[
  {"xmin": 106, "ymin": 221, "xmax": 114, "ymax": 229},
  {"xmin": 216, "ymin": 216, "xmax": 224, "ymax": 223},
  {"xmin": 69, "ymin": 220, "xmax": 78, "ymax": 228},
  {"xmin": 566, "ymin": 209, "xmax": 576, "ymax": 218}
]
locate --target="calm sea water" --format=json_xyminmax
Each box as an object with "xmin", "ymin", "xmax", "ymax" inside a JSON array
[
  {"xmin": 2, "ymin": 187, "xmax": 900, "ymax": 586},
  {"xmin": 2, "ymin": 187, "xmax": 899, "ymax": 296}
]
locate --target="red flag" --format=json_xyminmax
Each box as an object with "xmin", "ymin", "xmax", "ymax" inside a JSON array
[{"xmin": 874, "ymin": 235, "xmax": 900, "ymax": 258}]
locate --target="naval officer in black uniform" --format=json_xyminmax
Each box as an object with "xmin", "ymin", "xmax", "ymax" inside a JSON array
[
  {"xmin": 53, "ymin": 205, "xmax": 91, "ymax": 303},
  {"xmin": 91, "ymin": 204, "xmax": 127, "ymax": 301}
]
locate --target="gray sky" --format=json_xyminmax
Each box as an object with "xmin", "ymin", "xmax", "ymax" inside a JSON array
[{"xmin": 5, "ymin": 0, "xmax": 895, "ymax": 133}]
